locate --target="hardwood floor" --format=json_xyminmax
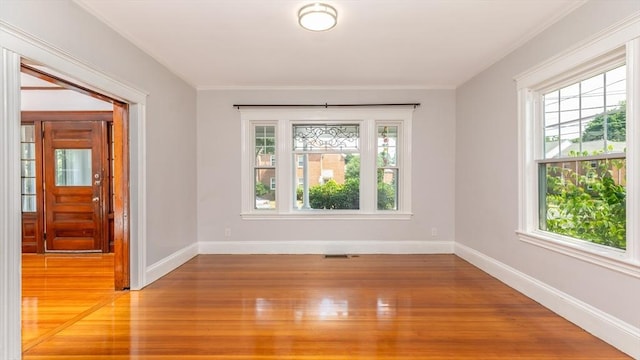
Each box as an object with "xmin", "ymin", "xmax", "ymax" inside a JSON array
[
  {"xmin": 22, "ymin": 253, "xmax": 120, "ymax": 352},
  {"xmin": 22, "ymin": 254, "xmax": 630, "ymax": 359}
]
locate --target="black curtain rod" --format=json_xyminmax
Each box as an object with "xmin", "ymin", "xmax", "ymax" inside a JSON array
[{"xmin": 233, "ymin": 103, "xmax": 420, "ymax": 109}]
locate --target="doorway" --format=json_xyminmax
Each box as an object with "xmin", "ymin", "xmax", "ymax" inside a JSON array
[
  {"xmin": 20, "ymin": 62, "xmax": 130, "ymax": 289},
  {"xmin": 1, "ymin": 37, "xmax": 147, "ymax": 358}
]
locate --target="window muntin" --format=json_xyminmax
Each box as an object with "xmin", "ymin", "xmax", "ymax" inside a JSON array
[
  {"xmin": 538, "ymin": 65, "xmax": 627, "ymax": 250},
  {"xmin": 543, "ymin": 66, "xmax": 626, "ymax": 159},
  {"xmin": 254, "ymin": 125, "xmax": 276, "ymax": 210}
]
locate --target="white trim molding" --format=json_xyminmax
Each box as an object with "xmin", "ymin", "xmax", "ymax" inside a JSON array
[
  {"xmin": 518, "ymin": 231, "xmax": 640, "ymax": 278},
  {"xmin": 455, "ymin": 243, "xmax": 640, "ymax": 359},
  {"xmin": 145, "ymin": 243, "xmax": 199, "ymax": 285},
  {"xmin": 515, "ymin": 12, "xmax": 640, "ymax": 276},
  {"xmin": 0, "ymin": 48, "xmax": 23, "ymax": 360},
  {"xmin": 199, "ymin": 240, "xmax": 454, "ymax": 255},
  {"xmin": 514, "ymin": 12, "xmax": 640, "ymax": 89}
]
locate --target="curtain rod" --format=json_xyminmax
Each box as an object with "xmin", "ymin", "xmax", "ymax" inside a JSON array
[{"xmin": 233, "ymin": 103, "xmax": 420, "ymax": 109}]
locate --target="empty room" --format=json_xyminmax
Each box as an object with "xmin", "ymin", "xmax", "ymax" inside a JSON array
[{"xmin": 1, "ymin": 0, "xmax": 639, "ymax": 359}]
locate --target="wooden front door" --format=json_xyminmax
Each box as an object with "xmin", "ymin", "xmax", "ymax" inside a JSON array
[{"xmin": 43, "ymin": 121, "xmax": 108, "ymax": 252}]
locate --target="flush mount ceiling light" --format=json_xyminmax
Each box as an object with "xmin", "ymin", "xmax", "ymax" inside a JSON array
[{"xmin": 298, "ymin": 3, "xmax": 338, "ymax": 32}]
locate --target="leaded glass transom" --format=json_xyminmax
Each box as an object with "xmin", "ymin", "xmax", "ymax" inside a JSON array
[{"xmin": 293, "ymin": 124, "xmax": 359, "ymax": 151}]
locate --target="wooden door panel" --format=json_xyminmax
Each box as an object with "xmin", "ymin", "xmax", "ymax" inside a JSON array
[
  {"xmin": 43, "ymin": 121, "xmax": 107, "ymax": 252},
  {"xmin": 21, "ymin": 213, "xmax": 39, "ymax": 253}
]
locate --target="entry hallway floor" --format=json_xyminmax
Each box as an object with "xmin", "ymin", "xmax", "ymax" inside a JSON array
[{"xmin": 22, "ymin": 254, "xmax": 630, "ymax": 359}]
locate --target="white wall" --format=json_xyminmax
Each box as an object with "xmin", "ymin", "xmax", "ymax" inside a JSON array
[
  {"xmin": 456, "ymin": 0, "xmax": 640, "ymax": 347},
  {"xmin": 21, "ymin": 90, "xmax": 113, "ymax": 111},
  {"xmin": 197, "ymin": 89, "xmax": 456, "ymax": 253},
  {"xmin": 1, "ymin": 0, "xmax": 198, "ymax": 268}
]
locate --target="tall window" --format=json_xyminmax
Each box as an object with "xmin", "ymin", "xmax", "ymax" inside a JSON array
[
  {"xmin": 254, "ymin": 125, "xmax": 276, "ymax": 209},
  {"xmin": 240, "ymin": 108, "xmax": 413, "ymax": 219},
  {"xmin": 516, "ymin": 33, "xmax": 640, "ymax": 275},
  {"xmin": 539, "ymin": 65, "xmax": 627, "ymax": 250},
  {"xmin": 378, "ymin": 125, "xmax": 399, "ymax": 210}
]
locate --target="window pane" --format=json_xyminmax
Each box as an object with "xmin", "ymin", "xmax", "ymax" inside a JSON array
[
  {"xmin": 55, "ymin": 149, "xmax": 92, "ymax": 186},
  {"xmin": 606, "ymin": 66, "xmax": 626, "ymax": 107},
  {"xmin": 22, "ymin": 143, "xmax": 35, "ymax": 160},
  {"xmin": 378, "ymin": 169, "xmax": 398, "ymax": 210},
  {"xmin": 255, "ymin": 168, "xmax": 276, "ymax": 209},
  {"xmin": 378, "ymin": 126, "xmax": 398, "ymax": 167},
  {"xmin": 293, "ymin": 124, "xmax": 359, "ymax": 151},
  {"xmin": 539, "ymin": 157, "xmax": 626, "ymax": 250},
  {"xmin": 295, "ymin": 153, "xmax": 359, "ymax": 210},
  {"xmin": 559, "ymin": 83, "xmax": 579, "ymax": 112},
  {"xmin": 581, "ymin": 73, "xmax": 604, "ymax": 111},
  {"xmin": 22, "ymin": 177, "xmax": 35, "ymax": 194},
  {"xmin": 22, "ymin": 195, "xmax": 36, "ymax": 213},
  {"xmin": 255, "ymin": 126, "xmax": 276, "ymax": 166},
  {"xmin": 21, "ymin": 160, "xmax": 35, "ymax": 177},
  {"xmin": 21, "ymin": 125, "xmax": 35, "ymax": 142}
]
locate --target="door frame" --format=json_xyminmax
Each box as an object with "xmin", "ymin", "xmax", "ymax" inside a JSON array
[
  {"xmin": 22, "ymin": 68, "xmax": 130, "ymax": 286},
  {"xmin": 1, "ymin": 23, "xmax": 148, "ymax": 359}
]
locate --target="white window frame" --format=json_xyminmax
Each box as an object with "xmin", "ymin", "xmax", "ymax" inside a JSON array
[
  {"xmin": 240, "ymin": 108, "xmax": 413, "ymax": 220},
  {"xmin": 270, "ymin": 177, "xmax": 276, "ymax": 190},
  {"xmin": 515, "ymin": 18, "xmax": 640, "ymax": 278}
]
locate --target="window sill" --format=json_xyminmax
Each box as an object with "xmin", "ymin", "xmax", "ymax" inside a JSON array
[
  {"xmin": 241, "ymin": 212, "xmax": 413, "ymax": 221},
  {"xmin": 516, "ymin": 230, "xmax": 640, "ymax": 279}
]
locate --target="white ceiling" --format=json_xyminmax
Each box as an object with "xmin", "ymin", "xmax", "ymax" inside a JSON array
[{"xmin": 74, "ymin": 0, "xmax": 585, "ymax": 89}]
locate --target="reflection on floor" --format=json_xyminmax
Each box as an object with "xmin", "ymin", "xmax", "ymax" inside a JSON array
[
  {"xmin": 22, "ymin": 253, "xmax": 119, "ymax": 352},
  {"xmin": 22, "ymin": 254, "xmax": 630, "ymax": 359}
]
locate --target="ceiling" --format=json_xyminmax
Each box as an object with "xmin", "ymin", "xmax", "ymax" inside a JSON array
[{"xmin": 73, "ymin": 0, "xmax": 585, "ymax": 89}]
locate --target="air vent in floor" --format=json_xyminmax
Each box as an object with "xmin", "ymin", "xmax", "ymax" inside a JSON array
[{"xmin": 324, "ymin": 254, "xmax": 350, "ymax": 259}]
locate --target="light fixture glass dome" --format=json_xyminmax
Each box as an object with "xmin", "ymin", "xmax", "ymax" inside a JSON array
[{"xmin": 298, "ymin": 3, "xmax": 337, "ymax": 32}]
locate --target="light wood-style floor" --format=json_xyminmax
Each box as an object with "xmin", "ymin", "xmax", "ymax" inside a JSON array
[{"xmin": 22, "ymin": 254, "xmax": 630, "ymax": 359}]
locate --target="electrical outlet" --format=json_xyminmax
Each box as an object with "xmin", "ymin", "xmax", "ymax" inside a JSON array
[
  {"xmin": 224, "ymin": 227, "xmax": 231, "ymax": 237},
  {"xmin": 431, "ymin": 227, "xmax": 438, "ymax": 237}
]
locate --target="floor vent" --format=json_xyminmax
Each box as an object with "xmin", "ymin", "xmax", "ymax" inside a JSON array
[{"xmin": 324, "ymin": 254, "xmax": 350, "ymax": 259}]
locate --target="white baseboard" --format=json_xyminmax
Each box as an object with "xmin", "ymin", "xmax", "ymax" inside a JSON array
[
  {"xmin": 145, "ymin": 243, "xmax": 198, "ymax": 286},
  {"xmin": 199, "ymin": 240, "xmax": 454, "ymax": 254},
  {"xmin": 454, "ymin": 242, "xmax": 640, "ymax": 359}
]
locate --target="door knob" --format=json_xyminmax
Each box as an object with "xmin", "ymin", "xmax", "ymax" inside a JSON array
[{"xmin": 92, "ymin": 197, "xmax": 100, "ymax": 202}]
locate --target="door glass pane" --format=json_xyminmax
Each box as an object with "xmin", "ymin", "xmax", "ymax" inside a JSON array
[
  {"xmin": 55, "ymin": 149, "xmax": 92, "ymax": 186},
  {"xmin": 21, "ymin": 160, "xmax": 35, "ymax": 177},
  {"xmin": 22, "ymin": 177, "xmax": 35, "ymax": 194},
  {"xmin": 22, "ymin": 195, "xmax": 36, "ymax": 213},
  {"xmin": 22, "ymin": 143, "xmax": 35, "ymax": 159},
  {"xmin": 21, "ymin": 125, "xmax": 35, "ymax": 142}
]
